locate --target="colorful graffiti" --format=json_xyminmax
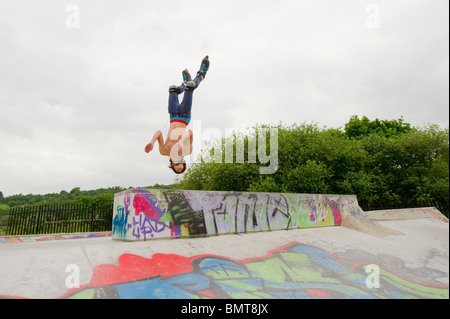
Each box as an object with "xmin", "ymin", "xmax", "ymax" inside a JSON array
[
  {"xmin": 112, "ymin": 189, "xmax": 348, "ymax": 240},
  {"xmin": 62, "ymin": 242, "xmax": 449, "ymax": 299}
]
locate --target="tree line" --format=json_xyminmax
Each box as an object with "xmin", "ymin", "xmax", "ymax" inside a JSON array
[
  {"xmin": 1, "ymin": 116, "xmax": 449, "ymax": 217},
  {"xmin": 176, "ymin": 116, "xmax": 449, "ymax": 216},
  {"xmin": 0, "ymin": 184, "xmax": 175, "ymax": 214}
]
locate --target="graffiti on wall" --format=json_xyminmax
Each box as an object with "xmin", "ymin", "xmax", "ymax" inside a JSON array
[
  {"xmin": 112, "ymin": 189, "xmax": 347, "ymax": 240},
  {"xmin": 62, "ymin": 242, "xmax": 449, "ymax": 299}
]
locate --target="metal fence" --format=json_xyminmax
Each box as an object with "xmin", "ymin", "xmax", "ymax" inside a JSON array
[{"xmin": 6, "ymin": 203, "xmax": 113, "ymax": 236}]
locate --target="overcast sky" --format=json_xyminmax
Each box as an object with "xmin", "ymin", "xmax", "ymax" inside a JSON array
[{"xmin": 0, "ymin": 0, "xmax": 448, "ymax": 196}]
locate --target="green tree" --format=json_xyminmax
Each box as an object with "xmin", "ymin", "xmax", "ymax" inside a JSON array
[
  {"xmin": 0, "ymin": 204, "xmax": 9, "ymax": 214},
  {"xmin": 282, "ymin": 160, "xmax": 332, "ymax": 194},
  {"xmin": 345, "ymin": 115, "xmax": 414, "ymax": 139},
  {"xmin": 70, "ymin": 187, "xmax": 81, "ymax": 196},
  {"xmin": 74, "ymin": 193, "xmax": 114, "ymax": 206},
  {"xmin": 359, "ymin": 125, "xmax": 449, "ymax": 207},
  {"xmin": 176, "ymin": 118, "xmax": 449, "ymax": 216}
]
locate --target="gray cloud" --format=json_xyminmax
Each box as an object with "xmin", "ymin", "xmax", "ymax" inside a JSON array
[{"xmin": 0, "ymin": 0, "xmax": 448, "ymax": 196}]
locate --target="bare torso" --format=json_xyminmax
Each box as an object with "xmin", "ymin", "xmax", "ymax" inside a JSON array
[
  {"xmin": 144, "ymin": 122, "xmax": 193, "ymax": 158},
  {"xmin": 162, "ymin": 122, "xmax": 193, "ymax": 157}
]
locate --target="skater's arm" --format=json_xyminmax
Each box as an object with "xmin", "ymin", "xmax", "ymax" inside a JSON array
[{"xmin": 145, "ymin": 130, "xmax": 169, "ymax": 155}]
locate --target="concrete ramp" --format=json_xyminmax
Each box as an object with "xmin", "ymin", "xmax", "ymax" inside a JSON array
[
  {"xmin": 367, "ymin": 207, "xmax": 449, "ymax": 223},
  {"xmin": 112, "ymin": 189, "xmax": 350, "ymax": 241},
  {"xmin": 0, "ymin": 190, "xmax": 448, "ymax": 300}
]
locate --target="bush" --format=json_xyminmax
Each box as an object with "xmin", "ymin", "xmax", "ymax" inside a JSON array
[{"xmin": 176, "ymin": 117, "xmax": 449, "ymax": 216}]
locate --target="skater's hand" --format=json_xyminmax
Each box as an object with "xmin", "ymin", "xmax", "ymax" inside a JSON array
[{"xmin": 145, "ymin": 142, "xmax": 154, "ymax": 153}]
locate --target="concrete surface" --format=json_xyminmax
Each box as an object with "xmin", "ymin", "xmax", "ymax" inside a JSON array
[
  {"xmin": 0, "ymin": 191, "xmax": 448, "ymax": 299},
  {"xmin": 367, "ymin": 207, "xmax": 449, "ymax": 223}
]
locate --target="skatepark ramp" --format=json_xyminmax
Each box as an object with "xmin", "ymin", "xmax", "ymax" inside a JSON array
[
  {"xmin": 0, "ymin": 189, "xmax": 448, "ymax": 300},
  {"xmin": 111, "ymin": 189, "xmax": 410, "ymax": 240}
]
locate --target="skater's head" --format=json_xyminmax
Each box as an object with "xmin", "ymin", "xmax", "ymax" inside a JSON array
[{"xmin": 169, "ymin": 157, "xmax": 186, "ymax": 174}]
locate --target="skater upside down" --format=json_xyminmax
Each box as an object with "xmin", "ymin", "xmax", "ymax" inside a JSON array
[{"xmin": 145, "ymin": 56, "xmax": 210, "ymax": 174}]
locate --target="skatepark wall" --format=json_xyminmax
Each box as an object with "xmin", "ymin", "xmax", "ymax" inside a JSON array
[{"xmin": 112, "ymin": 189, "xmax": 359, "ymax": 241}]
